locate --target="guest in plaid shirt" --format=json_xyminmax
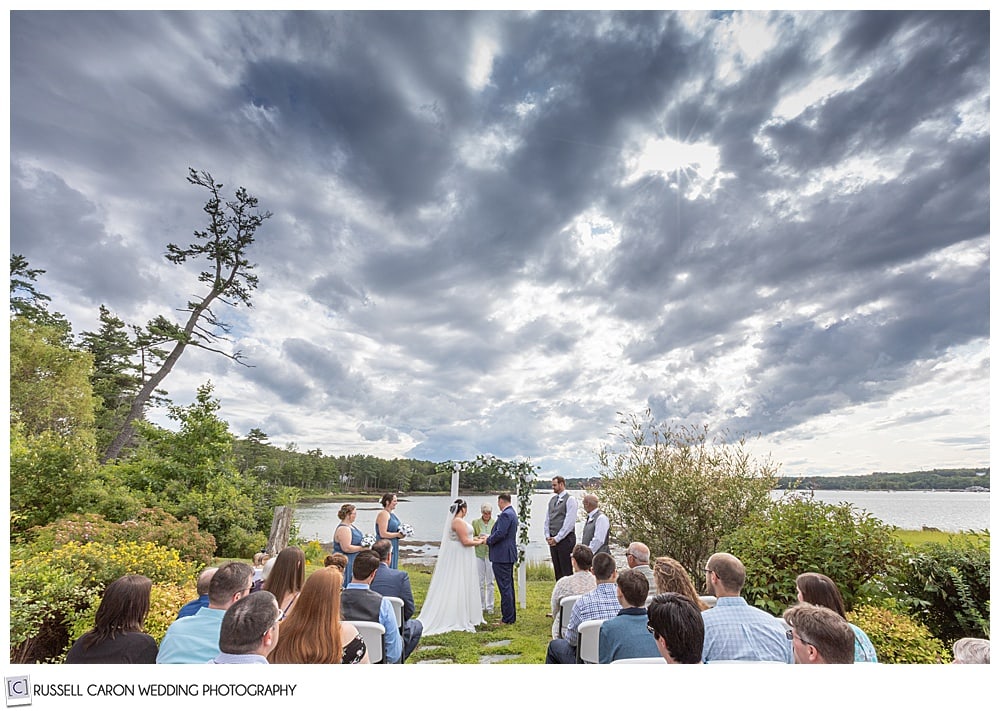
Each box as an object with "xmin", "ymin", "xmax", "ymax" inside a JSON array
[
  {"xmin": 701, "ymin": 553, "xmax": 793, "ymax": 663},
  {"xmin": 545, "ymin": 552, "xmax": 621, "ymax": 664}
]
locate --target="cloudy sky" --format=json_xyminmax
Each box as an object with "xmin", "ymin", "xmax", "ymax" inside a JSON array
[{"xmin": 9, "ymin": 10, "xmax": 990, "ymax": 480}]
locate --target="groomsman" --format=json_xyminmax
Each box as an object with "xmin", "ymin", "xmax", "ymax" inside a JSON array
[
  {"xmin": 486, "ymin": 493, "xmax": 518, "ymax": 624},
  {"xmin": 544, "ymin": 476, "xmax": 578, "ymax": 580}
]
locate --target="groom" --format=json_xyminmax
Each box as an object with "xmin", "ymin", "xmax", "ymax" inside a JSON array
[{"xmin": 486, "ymin": 493, "xmax": 518, "ymax": 625}]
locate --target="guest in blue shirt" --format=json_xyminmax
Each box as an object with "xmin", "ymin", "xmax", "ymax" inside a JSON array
[
  {"xmin": 211, "ymin": 590, "xmax": 282, "ymax": 664},
  {"xmin": 701, "ymin": 553, "xmax": 793, "ymax": 663},
  {"xmin": 598, "ymin": 569, "xmax": 661, "ymax": 663},
  {"xmin": 176, "ymin": 567, "xmax": 216, "ymax": 619},
  {"xmin": 157, "ymin": 562, "xmax": 254, "ymax": 664}
]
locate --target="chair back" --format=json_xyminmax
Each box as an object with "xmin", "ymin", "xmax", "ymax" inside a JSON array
[
  {"xmin": 611, "ymin": 656, "xmax": 667, "ymax": 664},
  {"xmin": 576, "ymin": 618, "xmax": 605, "ymax": 664},
  {"xmin": 346, "ymin": 620, "xmax": 385, "ymax": 663},
  {"xmin": 558, "ymin": 594, "xmax": 582, "ymax": 639},
  {"xmin": 384, "ymin": 596, "xmax": 404, "ymax": 631},
  {"xmin": 699, "ymin": 595, "xmax": 718, "ymax": 608}
]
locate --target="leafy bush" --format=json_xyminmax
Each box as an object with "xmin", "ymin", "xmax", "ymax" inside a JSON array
[
  {"xmin": 10, "ymin": 539, "xmax": 196, "ymax": 662},
  {"xmin": 598, "ymin": 414, "xmax": 777, "ymax": 583},
  {"xmin": 28, "ymin": 508, "xmax": 216, "ymax": 565},
  {"xmin": 300, "ymin": 539, "xmax": 327, "ymax": 566},
  {"xmin": 848, "ymin": 604, "xmax": 950, "ymax": 663},
  {"xmin": 891, "ymin": 532, "xmax": 990, "ymax": 645},
  {"xmin": 721, "ymin": 493, "xmax": 902, "ymax": 614}
]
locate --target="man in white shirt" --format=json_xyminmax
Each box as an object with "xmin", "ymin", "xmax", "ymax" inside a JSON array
[
  {"xmin": 543, "ymin": 476, "xmax": 578, "ymax": 580},
  {"xmin": 581, "ymin": 494, "xmax": 610, "ymax": 554}
]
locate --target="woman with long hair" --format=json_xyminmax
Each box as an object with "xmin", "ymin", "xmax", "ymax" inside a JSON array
[
  {"xmin": 417, "ymin": 498, "xmax": 487, "ymax": 635},
  {"xmin": 262, "ymin": 545, "xmax": 305, "ymax": 619},
  {"xmin": 333, "ymin": 504, "xmax": 366, "ymax": 582},
  {"xmin": 795, "ymin": 572, "xmax": 878, "ymax": 662},
  {"xmin": 270, "ymin": 567, "xmax": 369, "ymax": 664},
  {"xmin": 375, "ymin": 493, "xmax": 406, "ymax": 569},
  {"xmin": 653, "ymin": 556, "xmax": 709, "ymax": 611},
  {"xmin": 65, "ymin": 575, "xmax": 158, "ymax": 663}
]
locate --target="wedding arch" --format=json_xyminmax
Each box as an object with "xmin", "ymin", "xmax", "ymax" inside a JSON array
[{"xmin": 437, "ymin": 454, "xmax": 538, "ymax": 607}]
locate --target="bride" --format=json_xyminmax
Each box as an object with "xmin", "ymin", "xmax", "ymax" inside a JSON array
[{"xmin": 418, "ymin": 499, "xmax": 487, "ymax": 635}]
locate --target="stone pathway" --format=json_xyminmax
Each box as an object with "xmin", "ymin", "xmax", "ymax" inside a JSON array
[{"xmin": 413, "ymin": 638, "xmax": 521, "ymax": 664}]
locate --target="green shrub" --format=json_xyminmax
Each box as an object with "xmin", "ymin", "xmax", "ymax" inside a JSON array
[
  {"xmin": 890, "ymin": 531, "xmax": 990, "ymax": 645},
  {"xmin": 848, "ymin": 604, "xmax": 950, "ymax": 663},
  {"xmin": 10, "ymin": 539, "xmax": 196, "ymax": 662},
  {"xmin": 300, "ymin": 539, "xmax": 327, "ymax": 566},
  {"xmin": 28, "ymin": 509, "xmax": 215, "ymax": 565},
  {"xmin": 10, "ymin": 555, "xmax": 94, "ymax": 663},
  {"xmin": 722, "ymin": 493, "xmax": 902, "ymax": 614}
]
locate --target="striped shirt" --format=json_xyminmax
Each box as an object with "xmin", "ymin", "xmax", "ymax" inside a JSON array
[{"xmin": 565, "ymin": 582, "xmax": 622, "ymax": 647}]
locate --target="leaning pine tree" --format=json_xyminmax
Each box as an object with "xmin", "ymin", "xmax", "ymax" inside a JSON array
[{"xmin": 101, "ymin": 168, "xmax": 272, "ymax": 463}]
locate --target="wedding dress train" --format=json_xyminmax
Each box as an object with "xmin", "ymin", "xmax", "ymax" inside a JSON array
[{"xmin": 418, "ymin": 517, "xmax": 485, "ymax": 635}]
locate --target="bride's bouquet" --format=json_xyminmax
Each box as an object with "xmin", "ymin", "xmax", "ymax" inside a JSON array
[
  {"xmin": 360, "ymin": 533, "xmax": 376, "ymax": 548},
  {"xmin": 398, "ymin": 523, "xmax": 414, "ymax": 538}
]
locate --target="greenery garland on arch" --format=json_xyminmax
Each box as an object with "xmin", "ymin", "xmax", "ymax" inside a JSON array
[{"xmin": 436, "ymin": 454, "xmax": 538, "ymax": 566}]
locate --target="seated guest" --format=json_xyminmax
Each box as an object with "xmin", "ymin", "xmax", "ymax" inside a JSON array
[
  {"xmin": 598, "ymin": 568, "xmax": 660, "ymax": 663},
  {"xmin": 324, "ymin": 552, "xmax": 349, "ymax": 574},
  {"xmin": 65, "ymin": 575, "xmax": 158, "ymax": 664},
  {"xmin": 647, "ymin": 592, "xmax": 705, "ymax": 664},
  {"xmin": 370, "ymin": 539, "xmax": 423, "ymax": 662},
  {"xmin": 550, "ymin": 544, "xmax": 597, "ymax": 639},
  {"xmin": 701, "ymin": 553, "xmax": 792, "ymax": 663},
  {"xmin": 156, "ymin": 562, "xmax": 254, "ymax": 663},
  {"xmin": 783, "ymin": 603, "xmax": 855, "ymax": 664},
  {"xmin": 250, "ymin": 553, "xmax": 269, "ymax": 592},
  {"xmin": 176, "ymin": 567, "xmax": 217, "ymax": 618},
  {"xmin": 795, "ymin": 572, "xmax": 878, "ymax": 662},
  {"xmin": 341, "ymin": 550, "xmax": 405, "ymax": 663},
  {"xmin": 212, "ymin": 590, "xmax": 281, "ymax": 664},
  {"xmin": 624, "ymin": 542, "xmax": 655, "ymax": 592},
  {"xmin": 654, "ymin": 556, "xmax": 708, "ymax": 610},
  {"xmin": 262, "ymin": 546, "xmax": 305, "ymax": 619},
  {"xmin": 270, "ymin": 567, "xmax": 369, "ymax": 664},
  {"xmin": 545, "ymin": 552, "xmax": 621, "ymax": 664},
  {"xmin": 952, "ymin": 637, "xmax": 990, "ymax": 664}
]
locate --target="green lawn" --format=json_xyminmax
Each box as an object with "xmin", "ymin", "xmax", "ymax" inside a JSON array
[{"xmin": 403, "ymin": 562, "xmax": 553, "ymax": 664}]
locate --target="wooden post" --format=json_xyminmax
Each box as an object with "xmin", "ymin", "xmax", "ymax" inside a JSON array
[{"xmin": 266, "ymin": 505, "xmax": 293, "ymax": 555}]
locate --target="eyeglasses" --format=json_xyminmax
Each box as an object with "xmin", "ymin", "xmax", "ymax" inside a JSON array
[
  {"xmin": 786, "ymin": 628, "xmax": 813, "ymax": 647},
  {"xmin": 646, "ymin": 622, "xmax": 660, "ymax": 639}
]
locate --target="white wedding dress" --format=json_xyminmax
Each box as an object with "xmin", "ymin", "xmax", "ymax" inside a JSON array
[{"xmin": 418, "ymin": 517, "xmax": 485, "ymax": 636}]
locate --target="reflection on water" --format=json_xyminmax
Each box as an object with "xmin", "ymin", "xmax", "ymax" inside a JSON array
[{"xmin": 295, "ymin": 489, "xmax": 989, "ymax": 564}]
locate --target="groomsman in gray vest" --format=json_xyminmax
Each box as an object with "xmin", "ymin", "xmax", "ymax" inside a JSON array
[
  {"xmin": 544, "ymin": 476, "xmax": 578, "ymax": 580},
  {"xmin": 581, "ymin": 494, "xmax": 610, "ymax": 554}
]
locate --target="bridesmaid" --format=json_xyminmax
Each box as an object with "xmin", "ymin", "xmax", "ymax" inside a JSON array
[
  {"xmin": 332, "ymin": 504, "xmax": 365, "ymax": 582},
  {"xmin": 375, "ymin": 493, "xmax": 406, "ymax": 569}
]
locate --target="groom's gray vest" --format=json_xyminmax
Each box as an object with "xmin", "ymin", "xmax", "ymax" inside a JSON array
[
  {"xmin": 582, "ymin": 510, "xmax": 610, "ymax": 554},
  {"xmin": 547, "ymin": 494, "xmax": 568, "ymax": 537}
]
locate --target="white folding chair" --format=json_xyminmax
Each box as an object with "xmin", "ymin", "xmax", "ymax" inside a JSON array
[
  {"xmin": 384, "ymin": 596, "xmax": 404, "ymax": 632},
  {"xmin": 706, "ymin": 659, "xmax": 787, "ymax": 664},
  {"xmin": 699, "ymin": 595, "xmax": 718, "ymax": 608},
  {"xmin": 558, "ymin": 594, "xmax": 582, "ymax": 639},
  {"xmin": 347, "ymin": 620, "xmax": 385, "ymax": 664},
  {"xmin": 576, "ymin": 619, "xmax": 605, "ymax": 664},
  {"xmin": 611, "ymin": 656, "xmax": 667, "ymax": 664}
]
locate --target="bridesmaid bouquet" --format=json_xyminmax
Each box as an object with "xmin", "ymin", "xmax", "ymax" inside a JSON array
[
  {"xmin": 398, "ymin": 523, "xmax": 414, "ymax": 537},
  {"xmin": 361, "ymin": 533, "xmax": 376, "ymax": 548}
]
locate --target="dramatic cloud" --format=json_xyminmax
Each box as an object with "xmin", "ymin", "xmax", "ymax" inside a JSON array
[{"xmin": 9, "ymin": 10, "xmax": 989, "ymax": 477}]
